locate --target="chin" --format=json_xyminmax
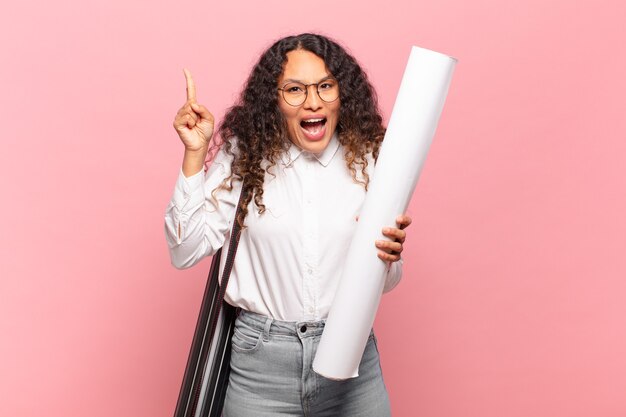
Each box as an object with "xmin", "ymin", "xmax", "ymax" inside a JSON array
[{"xmin": 295, "ymin": 132, "xmax": 332, "ymax": 154}]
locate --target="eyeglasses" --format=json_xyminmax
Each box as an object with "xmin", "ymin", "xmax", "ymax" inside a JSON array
[{"xmin": 277, "ymin": 77, "xmax": 340, "ymax": 107}]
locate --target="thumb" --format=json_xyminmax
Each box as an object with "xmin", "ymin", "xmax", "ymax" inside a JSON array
[{"xmin": 190, "ymin": 102, "xmax": 212, "ymax": 120}]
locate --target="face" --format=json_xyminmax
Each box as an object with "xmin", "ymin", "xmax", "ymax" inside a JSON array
[{"xmin": 277, "ymin": 49, "xmax": 340, "ymax": 154}]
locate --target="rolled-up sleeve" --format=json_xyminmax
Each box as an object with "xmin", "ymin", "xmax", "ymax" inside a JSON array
[{"xmin": 164, "ymin": 149, "xmax": 242, "ymax": 269}]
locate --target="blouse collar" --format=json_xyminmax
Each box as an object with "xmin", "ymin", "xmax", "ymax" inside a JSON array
[{"xmin": 281, "ymin": 132, "xmax": 340, "ymax": 168}]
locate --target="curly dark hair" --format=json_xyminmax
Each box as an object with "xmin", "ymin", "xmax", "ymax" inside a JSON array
[{"xmin": 209, "ymin": 33, "xmax": 386, "ymax": 227}]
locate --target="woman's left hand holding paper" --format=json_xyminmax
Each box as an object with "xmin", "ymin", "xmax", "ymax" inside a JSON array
[{"xmin": 376, "ymin": 214, "xmax": 412, "ymax": 263}]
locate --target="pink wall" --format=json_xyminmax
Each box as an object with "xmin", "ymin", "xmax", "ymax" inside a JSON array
[{"xmin": 2, "ymin": 0, "xmax": 625, "ymax": 416}]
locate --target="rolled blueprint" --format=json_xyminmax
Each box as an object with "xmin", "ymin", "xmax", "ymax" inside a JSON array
[{"xmin": 312, "ymin": 46, "xmax": 457, "ymax": 380}]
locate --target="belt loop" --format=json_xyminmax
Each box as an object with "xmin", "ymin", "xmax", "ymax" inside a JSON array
[{"xmin": 263, "ymin": 317, "xmax": 273, "ymax": 342}]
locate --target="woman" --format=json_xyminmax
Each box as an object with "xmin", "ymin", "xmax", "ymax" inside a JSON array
[{"xmin": 166, "ymin": 33, "xmax": 412, "ymax": 416}]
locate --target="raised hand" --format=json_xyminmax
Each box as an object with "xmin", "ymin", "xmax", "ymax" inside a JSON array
[{"xmin": 173, "ymin": 68, "xmax": 215, "ymax": 152}]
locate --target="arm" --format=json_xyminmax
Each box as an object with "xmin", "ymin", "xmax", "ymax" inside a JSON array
[
  {"xmin": 164, "ymin": 148, "xmax": 241, "ymax": 269},
  {"xmin": 166, "ymin": 68, "xmax": 242, "ymax": 269}
]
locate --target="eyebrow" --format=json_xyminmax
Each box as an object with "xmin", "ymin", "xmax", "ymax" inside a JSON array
[{"xmin": 281, "ymin": 75, "xmax": 334, "ymax": 84}]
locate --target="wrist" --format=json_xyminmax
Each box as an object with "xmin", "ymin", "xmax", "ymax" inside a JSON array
[
  {"xmin": 184, "ymin": 144, "xmax": 208, "ymax": 155},
  {"xmin": 182, "ymin": 147, "xmax": 208, "ymax": 177}
]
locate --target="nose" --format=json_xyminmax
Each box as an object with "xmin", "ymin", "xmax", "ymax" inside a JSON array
[{"xmin": 303, "ymin": 84, "xmax": 322, "ymax": 111}]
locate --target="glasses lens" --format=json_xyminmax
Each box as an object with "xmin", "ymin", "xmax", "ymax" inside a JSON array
[
  {"xmin": 281, "ymin": 82, "xmax": 306, "ymax": 106},
  {"xmin": 317, "ymin": 79, "xmax": 339, "ymax": 103}
]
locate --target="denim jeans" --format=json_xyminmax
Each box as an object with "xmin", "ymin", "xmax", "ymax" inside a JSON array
[{"xmin": 223, "ymin": 309, "xmax": 391, "ymax": 416}]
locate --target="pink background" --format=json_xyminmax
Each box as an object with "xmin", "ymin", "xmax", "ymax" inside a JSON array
[{"xmin": 2, "ymin": 0, "xmax": 625, "ymax": 416}]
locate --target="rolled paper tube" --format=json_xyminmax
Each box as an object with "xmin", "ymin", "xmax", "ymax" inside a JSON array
[{"xmin": 312, "ymin": 46, "xmax": 457, "ymax": 380}]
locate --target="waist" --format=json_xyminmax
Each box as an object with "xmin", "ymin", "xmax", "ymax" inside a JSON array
[
  {"xmin": 237, "ymin": 309, "xmax": 374, "ymax": 339},
  {"xmin": 238, "ymin": 309, "xmax": 326, "ymax": 337}
]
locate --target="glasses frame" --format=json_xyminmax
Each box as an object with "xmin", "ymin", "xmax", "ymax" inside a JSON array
[{"xmin": 277, "ymin": 77, "xmax": 340, "ymax": 107}]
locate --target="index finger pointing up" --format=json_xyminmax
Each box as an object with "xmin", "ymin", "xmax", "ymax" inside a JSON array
[{"xmin": 183, "ymin": 68, "xmax": 196, "ymax": 102}]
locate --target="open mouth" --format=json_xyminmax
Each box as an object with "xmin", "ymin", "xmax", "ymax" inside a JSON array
[{"xmin": 300, "ymin": 117, "xmax": 327, "ymax": 140}]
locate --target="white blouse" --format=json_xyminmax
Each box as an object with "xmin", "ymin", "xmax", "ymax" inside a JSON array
[{"xmin": 164, "ymin": 134, "xmax": 403, "ymax": 321}]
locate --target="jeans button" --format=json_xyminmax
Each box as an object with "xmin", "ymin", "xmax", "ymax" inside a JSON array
[{"xmin": 300, "ymin": 325, "xmax": 307, "ymax": 333}]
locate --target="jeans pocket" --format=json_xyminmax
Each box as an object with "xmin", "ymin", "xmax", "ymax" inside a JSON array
[{"xmin": 231, "ymin": 321, "xmax": 263, "ymax": 353}]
